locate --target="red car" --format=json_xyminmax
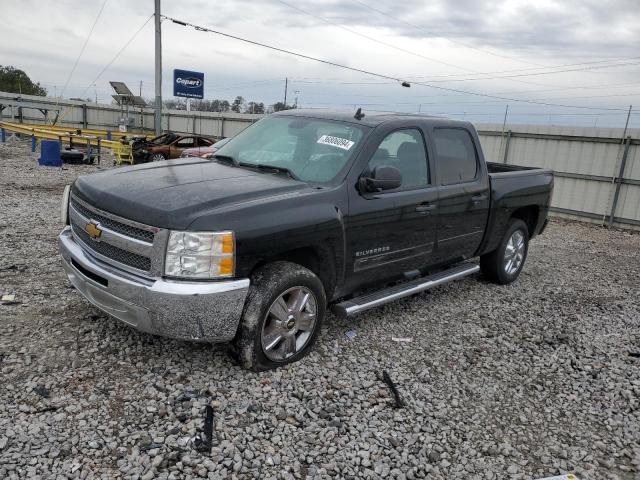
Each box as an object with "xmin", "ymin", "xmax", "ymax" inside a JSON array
[{"xmin": 180, "ymin": 137, "xmax": 231, "ymax": 159}]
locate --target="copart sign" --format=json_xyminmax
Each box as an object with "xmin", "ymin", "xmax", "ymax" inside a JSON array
[{"xmin": 173, "ymin": 69, "xmax": 204, "ymax": 99}]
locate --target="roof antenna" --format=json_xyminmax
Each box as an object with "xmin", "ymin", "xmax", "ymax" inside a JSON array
[{"xmin": 354, "ymin": 107, "xmax": 365, "ymax": 120}]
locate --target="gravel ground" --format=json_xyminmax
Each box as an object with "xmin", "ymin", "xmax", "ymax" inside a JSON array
[{"xmin": 1, "ymin": 138, "xmax": 639, "ymax": 480}]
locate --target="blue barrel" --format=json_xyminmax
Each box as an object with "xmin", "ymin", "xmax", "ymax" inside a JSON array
[{"xmin": 38, "ymin": 140, "xmax": 62, "ymax": 167}]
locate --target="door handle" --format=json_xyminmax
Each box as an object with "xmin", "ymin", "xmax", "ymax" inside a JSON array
[
  {"xmin": 415, "ymin": 203, "xmax": 436, "ymax": 213},
  {"xmin": 471, "ymin": 194, "xmax": 487, "ymax": 204}
]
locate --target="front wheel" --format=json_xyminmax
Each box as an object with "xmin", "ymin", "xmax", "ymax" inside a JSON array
[
  {"xmin": 231, "ymin": 261, "xmax": 326, "ymax": 371},
  {"xmin": 480, "ymin": 219, "xmax": 529, "ymax": 284},
  {"xmin": 151, "ymin": 153, "xmax": 166, "ymax": 162}
]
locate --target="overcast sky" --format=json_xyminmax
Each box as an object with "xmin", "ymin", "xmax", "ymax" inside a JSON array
[{"xmin": 1, "ymin": 0, "xmax": 639, "ymax": 126}]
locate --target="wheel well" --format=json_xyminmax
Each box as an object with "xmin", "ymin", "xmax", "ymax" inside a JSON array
[
  {"xmin": 511, "ymin": 206, "xmax": 539, "ymax": 237},
  {"xmin": 251, "ymin": 247, "xmax": 336, "ymax": 298}
]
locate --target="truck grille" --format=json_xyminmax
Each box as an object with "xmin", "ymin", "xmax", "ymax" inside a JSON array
[
  {"xmin": 72, "ymin": 223, "xmax": 152, "ymax": 272},
  {"xmin": 70, "ymin": 198, "xmax": 154, "ymax": 243},
  {"xmin": 69, "ymin": 195, "xmax": 157, "ymax": 274}
]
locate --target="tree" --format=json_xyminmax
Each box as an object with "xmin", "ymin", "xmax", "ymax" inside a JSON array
[
  {"xmin": 231, "ymin": 96, "xmax": 245, "ymax": 113},
  {"xmin": 189, "ymin": 99, "xmax": 234, "ymax": 112},
  {"xmin": 245, "ymin": 101, "xmax": 265, "ymax": 114},
  {"xmin": 0, "ymin": 66, "xmax": 47, "ymax": 96},
  {"xmin": 163, "ymin": 98, "xmax": 186, "ymax": 110},
  {"xmin": 273, "ymin": 102, "xmax": 296, "ymax": 112}
]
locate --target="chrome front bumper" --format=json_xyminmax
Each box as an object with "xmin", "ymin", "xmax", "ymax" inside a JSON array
[{"xmin": 58, "ymin": 226, "xmax": 250, "ymax": 342}]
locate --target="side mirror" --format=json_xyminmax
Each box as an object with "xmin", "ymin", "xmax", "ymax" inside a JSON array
[{"xmin": 359, "ymin": 165, "xmax": 402, "ymax": 193}]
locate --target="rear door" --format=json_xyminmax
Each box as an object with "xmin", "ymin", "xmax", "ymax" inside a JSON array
[
  {"xmin": 429, "ymin": 126, "xmax": 490, "ymax": 263},
  {"xmin": 344, "ymin": 124, "xmax": 438, "ymax": 292}
]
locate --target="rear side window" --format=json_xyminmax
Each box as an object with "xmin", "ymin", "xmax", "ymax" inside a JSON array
[
  {"xmin": 433, "ymin": 128, "xmax": 478, "ymax": 185},
  {"xmin": 176, "ymin": 137, "xmax": 196, "ymax": 148}
]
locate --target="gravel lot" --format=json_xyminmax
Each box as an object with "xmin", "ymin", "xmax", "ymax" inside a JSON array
[{"xmin": 1, "ymin": 138, "xmax": 639, "ymax": 480}]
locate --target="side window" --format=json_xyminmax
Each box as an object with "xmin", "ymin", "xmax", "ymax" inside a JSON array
[
  {"xmin": 433, "ymin": 128, "xmax": 478, "ymax": 185},
  {"xmin": 369, "ymin": 129, "xmax": 429, "ymax": 190},
  {"xmin": 175, "ymin": 137, "xmax": 195, "ymax": 148}
]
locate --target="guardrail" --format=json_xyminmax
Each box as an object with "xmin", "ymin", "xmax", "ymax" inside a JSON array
[{"xmin": 0, "ymin": 121, "xmax": 136, "ymax": 164}]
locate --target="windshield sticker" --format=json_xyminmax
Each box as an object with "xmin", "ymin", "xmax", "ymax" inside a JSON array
[{"xmin": 317, "ymin": 135, "xmax": 355, "ymax": 151}]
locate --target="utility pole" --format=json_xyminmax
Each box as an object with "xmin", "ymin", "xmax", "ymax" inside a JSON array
[
  {"xmin": 283, "ymin": 77, "xmax": 288, "ymax": 109},
  {"xmin": 498, "ymin": 104, "xmax": 509, "ymax": 160},
  {"xmin": 139, "ymin": 80, "xmax": 144, "ymax": 129},
  {"xmin": 603, "ymin": 104, "xmax": 633, "ymax": 226},
  {"xmin": 154, "ymin": 0, "xmax": 162, "ymax": 135}
]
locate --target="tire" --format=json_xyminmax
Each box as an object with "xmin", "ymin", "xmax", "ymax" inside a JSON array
[
  {"xmin": 61, "ymin": 150, "xmax": 85, "ymax": 164},
  {"xmin": 151, "ymin": 153, "xmax": 166, "ymax": 162},
  {"xmin": 480, "ymin": 219, "xmax": 529, "ymax": 285},
  {"xmin": 232, "ymin": 261, "xmax": 326, "ymax": 371}
]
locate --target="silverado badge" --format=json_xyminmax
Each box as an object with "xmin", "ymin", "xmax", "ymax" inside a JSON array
[{"xmin": 85, "ymin": 221, "xmax": 102, "ymax": 241}]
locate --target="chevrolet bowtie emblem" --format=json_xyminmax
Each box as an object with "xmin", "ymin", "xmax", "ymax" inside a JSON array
[{"xmin": 85, "ymin": 221, "xmax": 102, "ymax": 240}]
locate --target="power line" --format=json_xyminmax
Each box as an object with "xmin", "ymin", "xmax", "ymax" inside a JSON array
[
  {"xmin": 83, "ymin": 14, "xmax": 154, "ymax": 96},
  {"xmin": 234, "ymin": 3, "xmax": 639, "ymax": 92},
  {"xmin": 273, "ymin": 0, "xmax": 475, "ymax": 73},
  {"xmin": 162, "ymin": 15, "xmax": 633, "ymax": 112},
  {"xmin": 350, "ymin": 0, "xmax": 640, "ymax": 80},
  {"xmin": 271, "ymin": 0, "xmax": 572, "ymax": 90},
  {"xmin": 349, "ymin": 0, "xmax": 545, "ymax": 67},
  {"xmin": 407, "ymin": 59, "xmax": 640, "ymax": 83},
  {"xmin": 162, "ymin": 16, "xmax": 406, "ymax": 82},
  {"xmin": 288, "ymin": 77, "xmax": 640, "ymax": 96},
  {"xmin": 405, "ymin": 56, "xmax": 640, "ymax": 80},
  {"xmin": 59, "ymin": 0, "xmax": 108, "ymax": 100},
  {"xmin": 54, "ymin": 14, "xmax": 153, "ymax": 125}
]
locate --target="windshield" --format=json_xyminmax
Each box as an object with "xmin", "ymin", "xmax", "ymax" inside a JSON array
[
  {"xmin": 151, "ymin": 133, "xmax": 177, "ymax": 145},
  {"xmin": 214, "ymin": 116, "xmax": 368, "ymax": 183}
]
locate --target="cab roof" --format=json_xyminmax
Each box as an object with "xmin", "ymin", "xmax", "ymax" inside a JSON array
[{"xmin": 271, "ymin": 108, "xmax": 468, "ymax": 128}]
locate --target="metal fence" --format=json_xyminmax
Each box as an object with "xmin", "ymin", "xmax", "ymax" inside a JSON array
[
  {"xmin": 0, "ymin": 91, "xmax": 259, "ymax": 138},
  {"xmin": 476, "ymin": 124, "xmax": 640, "ymax": 231},
  {"xmin": 2, "ymin": 91, "xmax": 639, "ymax": 230}
]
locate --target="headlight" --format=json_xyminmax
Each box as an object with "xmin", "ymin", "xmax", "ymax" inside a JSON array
[
  {"xmin": 164, "ymin": 231, "xmax": 235, "ymax": 279},
  {"xmin": 61, "ymin": 185, "xmax": 71, "ymax": 224}
]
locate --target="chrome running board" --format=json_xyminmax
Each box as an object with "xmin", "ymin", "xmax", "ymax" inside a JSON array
[{"xmin": 332, "ymin": 263, "xmax": 480, "ymax": 317}]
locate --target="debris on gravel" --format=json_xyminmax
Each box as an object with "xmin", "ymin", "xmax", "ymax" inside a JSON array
[{"xmin": 1, "ymin": 139, "xmax": 639, "ymax": 479}]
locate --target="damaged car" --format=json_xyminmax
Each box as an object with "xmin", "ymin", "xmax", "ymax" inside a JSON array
[{"xmin": 133, "ymin": 133, "xmax": 214, "ymax": 163}]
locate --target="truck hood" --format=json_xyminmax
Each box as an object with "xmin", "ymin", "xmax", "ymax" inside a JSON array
[{"xmin": 73, "ymin": 158, "xmax": 310, "ymax": 229}]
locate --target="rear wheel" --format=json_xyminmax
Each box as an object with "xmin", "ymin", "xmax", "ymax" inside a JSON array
[
  {"xmin": 231, "ymin": 261, "xmax": 326, "ymax": 371},
  {"xmin": 480, "ymin": 219, "xmax": 529, "ymax": 284}
]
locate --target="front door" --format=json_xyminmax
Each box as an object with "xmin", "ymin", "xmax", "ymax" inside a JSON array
[{"xmin": 344, "ymin": 127, "xmax": 438, "ymax": 293}]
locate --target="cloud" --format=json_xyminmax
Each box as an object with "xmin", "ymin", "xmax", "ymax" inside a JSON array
[{"xmin": 1, "ymin": 0, "xmax": 638, "ymax": 127}]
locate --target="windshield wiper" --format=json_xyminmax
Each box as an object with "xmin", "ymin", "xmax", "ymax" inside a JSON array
[
  {"xmin": 212, "ymin": 154, "xmax": 238, "ymax": 166},
  {"xmin": 238, "ymin": 162, "xmax": 298, "ymax": 180}
]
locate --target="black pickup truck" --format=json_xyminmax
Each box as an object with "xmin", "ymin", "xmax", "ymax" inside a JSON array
[{"xmin": 59, "ymin": 110, "xmax": 553, "ymax": 370}]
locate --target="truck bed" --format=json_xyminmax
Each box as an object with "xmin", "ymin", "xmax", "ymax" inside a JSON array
[
  {"xmin": 486, "ymin": 162, "xmax": 551, "ymax": 176},
  {"xmin": 477, "ymin": 162, "xmax": 554, "ymax": 257}
]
